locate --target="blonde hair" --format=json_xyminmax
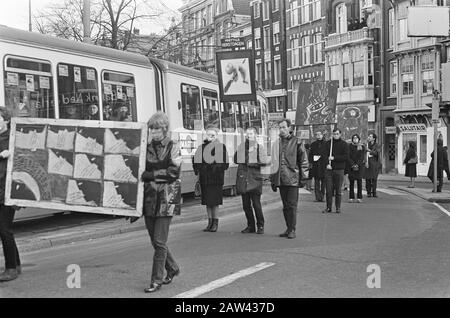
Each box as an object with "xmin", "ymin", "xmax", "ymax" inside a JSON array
[{"xmin": 147, "ymin": 112, "xmax": 169, "ymax": 133}]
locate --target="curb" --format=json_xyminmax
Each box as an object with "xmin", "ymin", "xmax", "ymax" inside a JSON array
[
  {"xmin": 389, "ymin": 186, "xmax": 450, "ymax": 203},
  {"xmin": 18, "ymin": 197, "xmax": 281, "ymax": 253}
]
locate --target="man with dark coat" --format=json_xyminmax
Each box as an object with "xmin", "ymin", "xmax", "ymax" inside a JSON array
[
  {"xmin": 309, "ymin": 131, "xmax": 327, "ymax": 202},
  {"xmin": 364, "ymin": 133, "xmax": 381, "ymax": 198},
  {"xmin": 323, "ymin": 128, "xmax": 349, "ymax": 214},
  {"xmin": 270, "ymin": 119, "xmax": 309, "ymax": 239},
  {"xmin": 427, "ymin": 139, "xmax": 450, "ymax": 192},
  {"xmin": 234, "ymin": 127, "xmax": 268, "ymax": 234}
]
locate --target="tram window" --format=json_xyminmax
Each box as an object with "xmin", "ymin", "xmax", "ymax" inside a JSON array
[
  {"xmin": 57, "ymin": 63, "xmax": 99, "ymax": 120},
  {"xmin": 4, "ymin": 56, "xmax": 54, "ymax": 118},
  {"xmin": 236, "ymin": 102, "xmax": 251, "ymax": 131},
  {"xmin": 249, "ymin": 103, "xmax": 262, "ymax": 130},
  {"xmin": 181, "ymin": 84, "xmax": 201, "ymax": 130},
  {"xmin": 102, "ymin": 71, "xmax": 136, "ymax": 122},
  {"xmin": 221, "ymin": 102, "xmax": 236, "ymax": 132},
  {"xmin": 202, "ymin": 89, "xmax": 219, "ymax": 128}
]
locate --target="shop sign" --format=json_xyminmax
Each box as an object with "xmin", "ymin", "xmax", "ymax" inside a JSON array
[
  {"xmin": 385, "ymin": 126, "xmax": 397, "ymax": 134},
  {"xmin": 398, "ymin": 124, "xmax": 427, "ymax": 133}
]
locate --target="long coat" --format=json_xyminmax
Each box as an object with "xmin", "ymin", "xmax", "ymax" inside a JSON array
[
  {"xmin": 308, "ymin": 139, "xmax": 327, "ymax": 179},
  {"xmin": 0, "ymin": 131, "xmax": 9, "ymax": 205},
  {"xmin": 234, "ymin": 139, "xmax": 267, "ymax": 195},
  {"xmin": 427, "ymin": 146, "xmax": 450, "ymax": 180},
  {"xmin": 143, "ymin": 137, "xmax": 182, "ymax": 217},
  {"xmin": 364, "ymin": 142, "xmax": 380, "ymax": 179},
  {"xmin": 403, "ymin": 147, "xmax": 417, "ymax": 178},
  {"xmin": 348, "ymin": 143, "xmax": 366, "ymax": 179},
  {"xmin": 192, "ymin": 140, "xmax": 229, "ymax": 187}
]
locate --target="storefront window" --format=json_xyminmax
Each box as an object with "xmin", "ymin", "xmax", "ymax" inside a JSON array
[
  {"xmin": 181, "ymin": 84, "xmax": 201, "ymax": 130},
  {"xmin": 4, "ymin": 56, "xmax": 54, "ymax": 118},
  {"xmin": 58, "ymin": 63, "xmax": 99, "ymax": 120},
  {"xmin": 249, "ymin": 103, "xmax": 262, "ymax": 130},
  {"xmin": 102, "ymin": 71, "xmax": 136, "ymax": 122},
  {"xmin": 420, "ymin": 135, "xmax": 427, "ymax": 164},
  {"xmin": 221, "ymin": 102, "xmax": 236, "ymax": 132},
  {"xmin": 202, "ymin": 89, "xmax": 220, "ymax": 129}
]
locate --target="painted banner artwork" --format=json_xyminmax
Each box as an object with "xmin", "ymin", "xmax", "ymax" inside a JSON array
[
  {"xmin": 336, "ymin": 105, "xmax": 369, "ymax": 142},
  {"xmin": 295, "ymin": 81, "xmax": 339, "ymax": 126},
  {"xmin": 5, "ymin": 118, "xmax": 148, "ymax": 217}
]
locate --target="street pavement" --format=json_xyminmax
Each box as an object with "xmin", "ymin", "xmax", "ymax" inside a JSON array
[{"xmin": 1, "ymin": 176, "xmax": 450, "ymax": 298}]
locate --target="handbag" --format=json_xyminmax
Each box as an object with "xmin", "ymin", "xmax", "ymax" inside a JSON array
[
  {"xmin": 352, "ymin": 164, "xmax": 359, "ymax": 171},
  {"xmin": 165, "ymin": 179, "xmax": 182, "ymax": 216},
  {"xmin": 408, "ymin": 156, "xmax": 418, "ymax": 164}
]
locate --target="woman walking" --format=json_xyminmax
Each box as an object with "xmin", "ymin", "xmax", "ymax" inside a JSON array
[
  {"xmin": 234, "ymin": 127, "xmax": 267, "ymax": 234},
  {"xmin": 193, "ymin": 125, "xmax": 229, "ymax": 232},
  {"xmin": 364, "ymin": 133, "xmax": 381, "ymax": 198},
  {"xmin": 348, "ymin": 134, "xmax": 365, "ymax": 203},
  {"xmin": 403, "ymin": 141, "xmax": 418, "ymax": 188},
  {"xmin": 141, "ymin": 112, "xmax": 182, "ymax": 293}
]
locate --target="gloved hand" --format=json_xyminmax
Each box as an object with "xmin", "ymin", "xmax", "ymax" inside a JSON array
[
  {"xmin": 271, "ymin": 184, "xmax": 277, "ymax": 192},
  {"xmin": 141, "ymin": 171, "xmax": 154, "ymax": 182}
]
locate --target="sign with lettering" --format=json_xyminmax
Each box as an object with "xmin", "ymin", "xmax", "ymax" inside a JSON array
[
  {"xmin": 398, "ymin": 124, "xmax": 427, "ymax": 133},
  {"xmin": 221, "ymin": 37, "xmax": 245, "ymax": 48},
  {"xmin": 5, "ymin": 118, "xmax": 148, "ymax": 217}
]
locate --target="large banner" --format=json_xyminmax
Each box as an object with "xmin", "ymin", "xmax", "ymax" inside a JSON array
[
  {"xmin": 336, "ymin": 105, "xmax": 369, "ymax": 142},
  {"xmin": 5, "ymin": 118, "xmax": 148, "ymax": 217},
  {"xmin": 295, "ymin": 81, "xmax": 339, "ymax": 126},
  {"xmin": 216, "ymin": 50, "xmax": 256, "ymax": 103}
]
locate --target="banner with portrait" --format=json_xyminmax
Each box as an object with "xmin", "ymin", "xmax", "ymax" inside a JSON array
[{"xmin": 336, "ymin": 105, "xmax": 369, "ymax": 142}]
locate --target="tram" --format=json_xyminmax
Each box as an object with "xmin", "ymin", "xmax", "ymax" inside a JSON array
[{"xmin": 0, "ymin": 25, "xmax": 270, "ymax": 220}]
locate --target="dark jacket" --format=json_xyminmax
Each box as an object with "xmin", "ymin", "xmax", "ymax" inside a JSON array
[
  {"xmin": 427, "ymin": 146, "xmax": 450, "ymax": 180},
  {"xmin": 234, "ymin": 139, "xmax": 267, "ymax": 195},
  {"xmin": 142, "ymin": 136, "xmax": 182, "ymax": 217},
  {"xmin": 270, "ymin": 133, "xmax": 308, "ymax": 187},
  {"xmin": 0, "ymin": 131, "xmax": 9, "ymax": 205},
  {"xmin": 193, "ymin": 139, "xmax": 229, "ymax": 186},
  {"xmin": 325, "ymin": 138, "xmax": 349, "ymax": 171},
  {"xmin": 403, "ymin": 148, "xmax": 417, "ymax": 165},
  {"xmin": 309, "ymin": 139, "xmax": 327, "ymax": 179},
  {"xmin": 364, "ymin": 142, "xmax": 380, "ymax": 179},
  {"xmin": 348, "ymin": 143, "xmax": 366, "ymax": 179}
]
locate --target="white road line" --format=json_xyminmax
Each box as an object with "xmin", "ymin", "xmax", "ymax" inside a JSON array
[
  {"xmin": 376, "ymin": 188, "xmax": 408, "ymax": 196},
  {"xmin": 299, "ymin": 188, "xmax": 312, "ymax": 194},
  {"xmin": 433, "ymin": 203, "xmax": 450, "ymax": 217},
  {"xmin": 173, "ymin": 262, "xmax": 275, "ymax": 298}
]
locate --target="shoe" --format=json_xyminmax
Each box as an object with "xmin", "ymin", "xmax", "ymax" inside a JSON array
[
  {"xmin": 203, "ymin": 218, "xmax": 213, "ymax": 232},
  {"xmin": 16, "ymin": 266, "xmax": 22, "ymax": 275},
  {"xmin": 162, "ymin": 269, "xmax": 180, "ymax": 285},
  {"xmin": 0, "ymin": 269, "xmax": 19, "ymax": 282},
  {"xmin": 372, "ymin": 194, "xmax": 378, "ymax": 198},
  {"xmin": 256, "ymin": 227, "xmax": 264, "ymax": 235},
  {"xmin": 287, "ymin": 231, "xmax": 296, "ymax": 239},
  {"xmin": 279, "ymin": 230, "xmax": 289, "ymax": 237},
  {"xmin": 144, "ymin": 282, "xmax": 161, "ymax": 293},
  {"xmin": 241, "ymin": 227, "xmax": 256, "ymax": 234},
  {"xmin": 348, "ymin": 199, "xmax": 354, "ymax": 203},
  {"xmin": 209, "ymin": 219, "xmax": 218, "ymax": 232},
  {"xmin": 357, "ymin": 199, "xmax": 363, "ymax": 203},
  {"xmin": 322, "ymin": 208, "xmax": 332, "ymax": 214},
  {"xmin": 367, "ymin": 193, "xmax": 372, "ymax": 198},
  {"xmin": 336, "ymin": 209, "xmax": 341, "ymax": 214}
]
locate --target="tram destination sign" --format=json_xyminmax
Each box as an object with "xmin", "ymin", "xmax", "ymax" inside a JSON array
[{"xmin": 221, "ymin": 37, "xmax": 245, "ymax": 49}]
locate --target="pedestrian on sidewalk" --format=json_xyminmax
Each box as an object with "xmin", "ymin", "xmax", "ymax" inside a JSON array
[
  {"xmin": 141, "ymin": 112, "xmax": 182, "ymax": 293},
  {"xmin": 323, "ymin": 128, "xmax": 349, "ymax": 214},
  {"xmin": 304, "ymin": 143, "xmax": 313, "ymax": 191},
  {"xmin": 427, "ymin": 139, "xmax": 450, "ymax": 193},
  {"xmin": 0, "ymin": 107, "xmax": 21, "ymax": 282},
  {"xmin": 348, "ymin": 134, "xmax": 366, "ymax": 203},
  {"xmin": 309, "ymin": 131, "xmax": 327, "ymax": 202},
  {"xmin": 234, "ymin": 127, "xmax": 268, "ymax": 235},
  {"xmin": 403, "ymin": 141, "xmax": 418, "ymax": 188},
  {"xmin": 193, "ymin": 125, "xmax": 229, "ymax": 233},
  {"xmin": 270, "ymin": 119, "xmax": 308, "ymax": 239},
  {"xmin": 364, "ymin": 133, "xmax": 381, "ymax": 198}
]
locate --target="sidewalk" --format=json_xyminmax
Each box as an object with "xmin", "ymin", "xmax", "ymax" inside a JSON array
[
  {"xmin": 378, "ymin": 174, "xmax": 431, "ymax": 183},
  {"xmin": 389, "ymin": 186, "xmax": 450, "ymax": 203}
]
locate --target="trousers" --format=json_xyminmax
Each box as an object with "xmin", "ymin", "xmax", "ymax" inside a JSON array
[
  {"xmin": 349, "ymin": 177, "xmax": 363, "ymax": 199},
  {"xmin": 279, "ymin": 186, "xmax": 298, "ymax": 232},
  {"xmin": 314, "ymin": 177, "xmax": 325, "ymax": 202},
  {"xmin": 0, "ymin": 206, "xmax": 21, "ymax": 270},
  {"xmin": 241, "ymin": 193, "xmax": 264, "ymax": 229},
  {"xmin": 325, "ymin": 169, "xmax": 345, "ymax": 210}
]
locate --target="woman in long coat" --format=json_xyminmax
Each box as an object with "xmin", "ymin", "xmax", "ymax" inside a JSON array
[
  {"xmin": 364, "ymin": 133, "xmax": 381, "ymax": 198},
  {"xmin": 427, "ymin": 139, "xmax": 450, "ymax": 192},
  {"xmin": 193, "ymin": 125, "xmax": 229, "ymax": 232},
  {"xmin": 348, "ymin": 134, "xmax": 366, "ymax": 203},
  {"xmin": 141, "ymin": 112, "xmax": 182, "ymax": 293},
  {"xmin": 234, "ymin": 127, "xmax": 267, "ymax": 234},
  {"xmin": 403, "ymin": 141, "xmax": 417, "ymax": 188}
]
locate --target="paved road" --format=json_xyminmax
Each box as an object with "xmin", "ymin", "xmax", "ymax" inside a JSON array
[{"xmin": 1, "ymin": 186, "xmax": 450, "ymax": 298}]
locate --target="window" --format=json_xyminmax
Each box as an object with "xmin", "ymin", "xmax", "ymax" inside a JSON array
[
  {"xmin": 290, "ymin": 38, "xmax": 299, "ymax": 68},
  {"xmin": 273, "ymin": 22, "xmax": 280, "ymax": 45},
  {"xmin": 368, "ymin": 47, "xmax": 374, "ymax": 85},
  {"xmin": 302, "ymin": 35, "xmax": 311, "ymax": 66},
  {"xmin": 313, "ymin": 33, "xmax": 323, "ymax": 63},
  {"xmin": 202, "ymin": 89, "xmax": 219, "ymax": 128},
  {"xmin": 290, "ymin": 1, "xmax": 299, "ymax": 27},
  {"xmin": 275, "ymin": 97, "xmax": 284, "ymax": 112},
  {"xmin": 255, "ymin": 28, "xmax": 261, "ymax": 49},
  {"xmin": 422, "ymin": 53, "xmax": 435, "ymax": 94},
  {"xmin": 256, "ymin": 61, "xmax": 263, "ymax": 88},
  {"xmin": 263, "ymin": 0, "xmax": 270, "ymax": 20},
  {"xmin": 208, "ymin": 5, "xmax": 213, "ymax": 24},
  {"xmin": 57, "ymin": 63, "xmax": 99, "ymax": 120},
  {"xmin": 272, "ymin": 0, "xmax": 279, "ymax": 12},
  {"xmin": 388, "ymin": 9, "xmax": 395, "ymax": 48},
  {"xmin": 4, "ymin": 56, "xmax": 54, "ymax": 118},
  {"xmin": 221, "ymin": 102, "xmax": 236, "ymax": 132},
  {"xmin": 265, "ymin": 60, "xmax": 272, "ymax": 89},
  {"xmin": 102, "ymin": 71, "xmax": 136, "ymax": 122},
  {"xmin": 353, "ymin": 62, "xmax": 364, "ymax": 87},
  {"xmin": 343, "ymin": 51, "xmax": 350, "ymax": 87},
  {"xmin": 312, "ymin": 0, "xmax": 321, "ymax": 20},
  {"xmin": 253, "ymin": 3, "xmax": 260, "ymax": 18},
  {"xmin": 291, "ymin": 80, "xmax": 299, "ymax": 110},
  {"xmin": 237, "ymin": 102, "xmax": 251, "ymax": 130},
  {"xmin": 249, "ymin": 103, "xmax": 262, "ymax": 129},
  {"xmin": 390, "ymin": 61, "xmax": 398, "ymax": 95},
  {"xmin": 181, "ymin": 84, "xmax": 201, "ymax": 130},
  {"xmin": 274, "ymin": 57, "xmax": 282, "ymax": 84},
  {"xmin": 401, "ymin": 57, "xmax": 414, "ymax": 95},
  {"xmin": 399, "ymin": 19, "xmax": 408, "ymax": 41},
  {"xmin": 420, "ymin": 135, "xmax": 427, "ymax": 164},
  {"xmin": 328, "ymin": 52, "xmax": 340, "ymax": 83},
  {"xmin": 336, "ymin": 3, "xmax": 347, "ymax": 34},
  {"xmin": 300, "ymin": 0, "xmax": 311, "ymax": 24},
  {"xmin": 264, "ymin": 26, "xmax": 271, "ymax": 50}
]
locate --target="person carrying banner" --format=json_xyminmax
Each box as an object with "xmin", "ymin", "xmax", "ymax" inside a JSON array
[
  {"xmin": 323, "ymin": 128, "xmax": 349, "ymax": 214},
  {"xmin": 364, "ymin": 133, "xmax": 381, "ymax": 198},
  {"xmin": 309, "ymin": 131, "xmax": 327, "ymax": 202}
]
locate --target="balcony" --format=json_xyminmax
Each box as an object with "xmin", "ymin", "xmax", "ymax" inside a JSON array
[{"xmin": 325, "ymin": 28, "xmax": 374, "ymax": 50}]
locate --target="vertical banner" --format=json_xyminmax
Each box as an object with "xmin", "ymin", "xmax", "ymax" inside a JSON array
[
  {"xmin": 295, "ymin": 81, "xmax": 339, "ymax": 126},
  {"xmin": 336, "ymin": 105, "xmax": 369, "ymax": 142},
  {"xmin": 216, "ymin": 50, "xmax": 256, "ymax": 103}
]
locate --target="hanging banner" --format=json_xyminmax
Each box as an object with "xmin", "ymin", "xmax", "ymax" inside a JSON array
[{"xmin": 336, "ymin": 105, "xmax": 369, "ymax": 142}]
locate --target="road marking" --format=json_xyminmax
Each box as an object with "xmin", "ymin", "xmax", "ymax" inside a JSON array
[
  {"xmin": 173, "ymin": 262, "xmax": 275, "ymax": 298},
  {"xmin": 376, "ymin": 188, "xmax": 408, "ymax": 196},
  {"xmin": 433, "ymin": 203, "xmax": 450, "ymax": 217},
  {"xmin": 299, "ymin": 188, "xmax": 312, "ymax": 194}
]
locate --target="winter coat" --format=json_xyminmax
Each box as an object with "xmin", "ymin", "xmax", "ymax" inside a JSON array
[
  {"xmin": 364, "ymin": 142, "xmax": 381, "ymax": 179},
  {"xmin": 234, "ymin": 139, "xmax": 267, "ymax": 195},
  {"xmin": 192, "ymin": 139, "xmax": 229, "ymax": 186},
  {"xmin": 427, "ymin": 146, "xmax": 450, "ymax": 180},
  {"xmin": 270, "ymin": 133, "xmax": 308, "ymax": 188},
  {"xmin": 348, "ymin": 143, "xmax": 366, "ymax": 179},
  {"xmin": 309, "ymin": 139, "xmax": 327, "ymax": 179},
  {"xmin": 143, "ymin": 137, "xmax": 182, "ymax": 217},
  {"xmin": 0, "ymin": 130, "xmax": 9, "ymax": 205},
  {"xmin": 324, "ymin": 138, "xmax": 349, "ymax": 171},
  {"xmin": 404, "ymin": 147, "xmax": 418, "ymax": 178}
]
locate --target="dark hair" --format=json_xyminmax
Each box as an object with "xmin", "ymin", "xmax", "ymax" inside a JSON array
[
  {"xmin": 333, "ymin": 128, "xmax": 342, "ymax": 134},
  {"xmin": 351, "ymin": 134, "xmax": 361, "ymax": 142},
  {"xmin": 246, "ymin": 127, "xmax": 258, "ymax": 134},
  {"xmin": 438, "ymin": 139, "xmax": 444, "ymax": 147},
  {"xmin": 278, "ymin": 118, "xmax": 291, "ymax": 127},
  {"xmin": 408, "ymin": 141, "xmax": 416, "ymax": 150},
  {"xmin": 369, "ymin": 133, "xmax": 377, "ymax": 142},
  {"xmin": 0, "ymin": 107, "xmax": 12, "ymax": 123}
]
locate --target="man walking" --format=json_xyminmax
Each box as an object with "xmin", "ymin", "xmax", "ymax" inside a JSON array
[
  {"xmin": 309, "ymin": 131, "xmax": 327, "ymax": 202},
  {"xmin": 270, "ymin": 119, "xmax": 308, "ymax": 239},
  {"xmin": 364, "ymin": 133, "xmax": 381, "ymax": 198},
  {"xmin": 323, "ymin": 128, "xmax": 349, "ymax": 214}
]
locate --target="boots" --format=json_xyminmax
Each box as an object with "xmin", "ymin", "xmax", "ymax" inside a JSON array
[
  {"xmin": 203, "ymin": 218, "xmax": 212, "ymax": 232},
  {"xmin": 0, "ymin": 269, "xmax": 19, "ymax": 282},
  {"xmin": 209, "ymin": 219, "xmax": 218, "ymax": 232}
]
